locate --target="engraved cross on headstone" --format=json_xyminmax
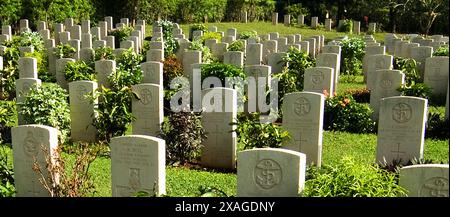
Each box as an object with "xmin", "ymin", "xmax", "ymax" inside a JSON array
[{"xmin": 391, "ymin": 143, "xmax": 405, "ymax": 159}]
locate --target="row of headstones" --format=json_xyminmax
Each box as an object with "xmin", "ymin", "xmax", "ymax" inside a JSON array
[
  {"xmin": 270, "ymin": 13, "xmax": 376, "ymax": 33},
  {"xmin": 351, "ymin": 34, "xmax": 449, "ymax": 121},
  {"xmin": 11, "ymin": 93, "xmax": 448, "ymax": 197}
]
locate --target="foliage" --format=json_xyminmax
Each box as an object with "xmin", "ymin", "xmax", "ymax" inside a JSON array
[
  {"xmin": 108, "ymin": 26, "xmax": 134, "ymax": 44},
  {"xmin": 397, "ymin": 83, "xmax": 432, "ymax": 99},
  {"xmin": 234, "ymin": 113, "xmax": 290, "ymax": 150},
  {"xmin": 0, "ymin": 0, "xmax": 22, "ymax": 26},
  {"xmin": 24, "ymin": 51, "xmax": 54, "ymax": 82},
  {"xmin": 433, "ymin": 46, "xmax": 449, "ymax": 56},
  {"xmin": 0, "ymin": 47, "xmax": 20, "ymax": 100},
  {"xmin": 282, "ymin": 47, "xmax": 315, "ymax": 91},
  {"xmin": 33, "ymin": 142, "xmax": 100, "ymax": 197},
  {"xmin": 302, "ymin": 156, "xmax": 407, "ymax": 197},
  {"xmin": 337, "ymin": 20, "xmax": 353, "ymax": 33},
  {"xmin": 284, "ymin": 3, "xmax": 310, "ymax": 19},
  {"xmin": 4, "ymin": 31, "xmax": 45, "ymax": 52},
  {"xmin": 154, "ymin": 20, "xmax": 179, "ymax": 56},
  {"xmin": 189, "ymin": 40, "xmax": 214, "ymax": 63},
  {"xmin": 90, "ymin": 86, "xmax": 136, "ymax": 142},
  {"xmin": 160, "ymin": 112, "xmax": 205, "ymax": 164},
  {"xmin": 178, "ymin": 0, "xmax": 227, "ymax": 23},
  {"xmin": 0, "ymin": 146, "xmax": 15, "ymax": 197},
  {"xmin": 340, "ymin": 37, "xmax": 365, "ymax": 76},
  {"xmin": 64, "ymin": 60, "xmax": 96, "ymax": 82},
  {"xmin": 227, "ymin": 40, "xmax": 245, "ymax": 52},
  {"xmin": 324, "ymin": 94, "xmax": 376, "ymax": 134},
  {"xmin": 200, "ymin": 63, "xmax": 246, "ymax": 84},
  {"xmin": 273, "ymin": 67, "xmax": 298, "ymax": 108},
  {"xmin": 94, "ymin": 46, "xmax": 115, "ymax": 61},
  {"xmin": 18, "ymin": 83, "xmax": 71, "ymax": 143},
  {"xmin": 54, "ymin": 43, "xmax": 76, "ymax": 59},
  {"xmin": 238, "ymin": 30, "xmax": 258, "ymax": 40},
  {"xmin": 200, "ymin": 32, "xmax": 222, "ymax": 43},
  {"xmin": 394, "ymin": 57, "xmax": 420, "ymax": 85},
  {"xmin": 343, "ymin": 88, "xmax": 371, "ymax": 103},
  {"xmin": 109, "ymin": 48, "xmax": 143, "ymax": 90},
  {"xmin": 162, "ymin": 54, "xmax": 184, "ymax": 89},
  {"xmin": 0, "ymin": 101, "xmax": 15, "ymax": 143},
  {"xmin": 425, "ymin": 111, "xmax": 450, "ymax": 140}
]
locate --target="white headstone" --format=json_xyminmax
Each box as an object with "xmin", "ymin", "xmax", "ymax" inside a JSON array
[
  {"xmin": 223, "ymin": 51, "xmax": 244, "ymax": 68},
  {"xmin": 370, "ymin": 70, "xmax": 405, "ymax": 120},
  {"xmin": 399, "ymin": 164, "xmax": 449, "ymax": 197},
  {"xmin": 282, "ymin": 92, "xmax": 324, "ymax": 167},
  {"xmin": 111, "ymin": 135, "xmax": 166, "ymax": 197},
  {"xmin": 304, "ymin": 67, "xmax": 334, "ymax": 95},
  {"xmin": 245, "ymin": 43, "xmax": 263, "ymax": 65},
  {"xmin": 56, "ymin": 58, "xmax": 75, "ymax": 89},
  {"xmin": 18, "ymin": 57, "xmax": 38, "ymax": 79},
  {"xmin": 132, "ymin": 84, "xmax": 163, "ymax": 137},
  {"xmin": 95, "ymin": 60, "xmax": 116, "ymax": 88},
  {"xmin": 201, "ymin": 87, "xmax": 237, "ymax": 169},
  {"xmin": 237, "ymin": 148, "xmax": 306, "ymax": 197},
  {"xmin": 366, "ymin": 54, "xmax": 393, "ymax": 90},
  {"xmin": 69, "ymin": 81, "xmax": 97, "ymax": 142},
  {"xmin": 423, "ymin": 56, "xmax": 449, "ymax": 97},
  {"xmin": 376, "ymin": 96, "xmax": 427, "ymax": 166}
]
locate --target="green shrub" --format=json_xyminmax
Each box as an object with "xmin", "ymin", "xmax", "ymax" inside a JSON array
[
  {"xmin": 340, "ymin": 37, "xmax": 365, "ymax": 76},
  {"xmin": 201, "ymin": 63, "xmax": 246, "ymax": 84},
  {"xmin": 394, "ymin": 57, "xmax": 420, "ymax": 85},
  {"xmin": 0, "ymin": 146, "xmax": 15, "ymax": 197},
  {"xmin": 302, "ymin": 157, "xmax": 407, "ymax": 197},
  {"xmin": 285, "ymin": 3, "xmax": 309, "ymax": 21},
  {"xmin": 90, "ymin": 86, "xmax": 136, "ymax": 142},
  {"xmin": 343, "ymin": 88, "xmax": 371, "ymax": 103},
  {"xmin": 109, "ymin": 48, "xmax": 143, "ymax": 90},
  {"xmin": 227, "ymin": 40, "xmax": 245, "ymax": 52},
  {"xmin": 189, "ymin": 40, "xmax": 214, "ymax": 63},
  {"xmin": 154, "ymin": 20, "xmax": 179, "ymax": 56},
  {"xmin": 200, "ymin": 32, "xmax": 222, "ymax": 43},
  {"xmin": 324, "ymin": 94, "xmax": 375, "ymax": 134},
  {"xmin": 0, "ymin": 101, "xmax": 15, "ymax": 143},
  {"xmin": 54, "ymin": 43, "xmax": 76, "ymax": 59},
  {"xmin": 64, "ymin": 60, "xmax": 95, "ymax": 82},
  {"xmin": 234, "ymin": 113, "xmax": 290, "ymax": 150},
  {"xmin": 0, "ymin": 47, "xmax": 20, "ymax": 100},
  {"xmin": 433, "ymin": 46, "xmax": 449, "ymax": 56},
  {"xmin": 337, "ymin": 20, "xmax": 353, "ymax": 33},
  {"xmin": 239, "ymin": 30, "xmax": 258, "ymax": 40},
  {"xmin": 397, "ymin": 83, "xmax": 432, "ymax": 99},
  {"xmin": 160, "ymin": 112, "xmax": 205, "ymax": 164},
  {"xmin": 425, "ymin": 112, "xmax": 450, "ymax": 140},
  {"xmin": 18, "ymin": 83, "xmax": 71, "ymax": 143},
  {"xmin": 108, "ymin": 26, "xmax": 134, "ymax": 45},
  {"xmin": 282, "ymin": 47, "xmax": 314, "ymax": 90},
  {"xmin": 94, "ymin": 46, "xmax": 115, "ymax": 61}
]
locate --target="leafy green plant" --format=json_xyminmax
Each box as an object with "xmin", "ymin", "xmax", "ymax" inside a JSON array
[
  {"xmin": 234, "ymin": 113, "xmax": 290, "ymax": 150},
  {"xmin": 24, "ymin": 50, "xmax": 52, "ymax": 82},
  {"xmin": 0, "ymin": 145, "xmax": 15, "ymax": 197},
  {"xmin": 94, "ymin": 46, "xmax": 115, "ymax": 61},
  {"xmin": 160, "ymin": 112, "xmax": 205, "ymax": 164},
  {"xmin": 64, "ymin": 60, "xmax": 95, "ymax": 82},
  {"xmin": 340, "ymin": 37, "xmax": 365, "ymax": 76},
  {"xmin": 394, "ymin": 57, "xmax": 420, "ymax": 85},
  {"xmin": 201, "ymin": 63, "xmax": 246, "ymax": 84},
  {"xmin": 201, "ymin": 32, "xmax": 222, "ymax": 43},
  {"xmin": 198, "ymin": 186, "xmax": 228, "ymax": 197},
  {"xmin": 54, "ymin": 43, "xmax": 76, "ymax": 59},
  {"xmin": 279, "ymin": 47, "xmax": 314, "ymax": 93},
  {"xmin": 155, "ymin": 20, "xmax": 179, "ymax": 56},
  {"xmin": 397, "ymin": 83, "xmax": 432, "ymax": 99},
  {"xmin": 324, "ymin": 94, "xmax": 375, "ymax": 134},
  {"xmin": 18, "ymin": 83, "xmax": 71, "ymax": 143},
  {"xmin": 189, "ymin": 40, "xmax": 214, "ymax": 63},
  {"xmin": 90, "ymin": 86, "xmax": 136, "ymax": 142},
  {"xmin": 108, "ymin": 26, "xmax": 134, "ymax": 45},
  {"xmin": 189, "ymin": 24, "xmax": 208, "ymax": 40},
  {"xmin": 433, "ymin": 45, "xmax": 449, "ymax": 56},
  {"xmin": 227, "ymin": 40, "xmax": 245, "ymax": 52},
  {"xmin": 337, "ymin": 19, "xmax": 353, "ymax": 33},
  {"xmin": 425, "ymin": 111, "xmax": 450, "ymax": 140},
  {"xmin": 239, "ymin": 30, "xmax": 258, "ymax": 40},
  {"xmin": 302, "ymin": 156, "xmax": 407, "ymax": 197},
  {"xmin": 0, "ymin": 101, "xmax": 15, "ymax": 143}
]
